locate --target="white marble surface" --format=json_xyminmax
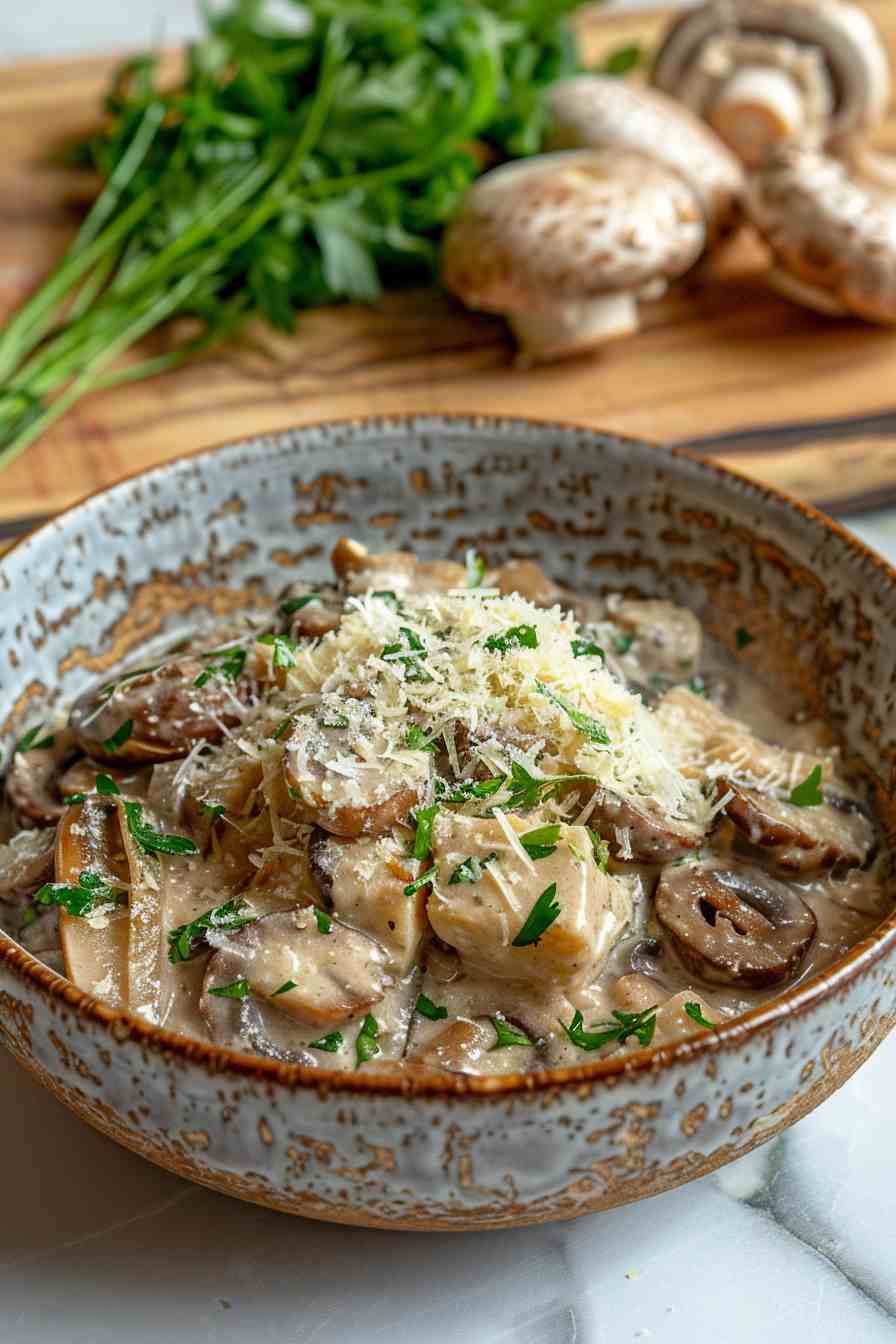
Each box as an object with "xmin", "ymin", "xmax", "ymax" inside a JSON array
[{"xmin": 2, "ymin": 5, "xmax": 896, "ymax": 1341}]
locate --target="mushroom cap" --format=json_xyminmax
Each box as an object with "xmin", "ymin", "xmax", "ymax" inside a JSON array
[
  {"xmin": 652, "ymin": 0, "xmax": 890, "ymax": 146},
  {"xmin": 746, "ymin": 147, "xmax": 896, "ymax": 323},
  {"xmin": 441, "ymin": 149, "xmax": 705, "ymax": 316},
  {"xmin": 546, "ymin": 75, "xmax": 744, "ymax": 237}
]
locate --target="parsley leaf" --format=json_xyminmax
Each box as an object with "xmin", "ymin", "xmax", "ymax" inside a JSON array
[
  {"xmin": 512, "ymin": 882, "xmax": 561, "ymax": 946},
  {"xmin": 501, "ymin": 761, "xmax": 588, "ymax": 812},
  {"xmin": 355, "ymin": 1013, "xmax": 380, "ymax": 1068},
  {"xmin": 735, "ymin": 627, "xmax": 755, "ymax": 650},
  {"xmin": 405, "ymin": 724, "xmax": 437, "ymax": 752},
  {"xmin": 272, "ymin": 980, "xmax": 297, "ymax": 997},
  {"xmin": 687, "ymin": 676, "xmax": 708, "ymax": 698},
  {"xmin": 209, "ymin": 978, "xmax": 251, "ymax": 1000},
  {"xmin": 535, "ymin": 681, "xmax": 610, "ymax": 745},
  {"xmin": 404, "ymin": 866, "xmax": 436, "ymax": 897},
  {"xmin": 381, "ymin": 627, "xmax": 430, "ymax": 681},
  {"xmin": 602, "ymin": 42, "xmax": 641, "ymax": 75},
  {"xmin": 789, "ymin": 764, "xmax": 824, "ymax": 808},
  {"xmin": 123, "ymin": 801, "xmax": 198, "ymax": 857},
  {"xmin": 309, "ymin": 1030, "xmax": 343, "ymax": 1053},
  {"xmin": 101, "ymin": 719, "xmax": 133, "ymax": 753},
  {"xmin": 561, "ymin": 1005, "xmax": 658, "ymax": 1052},
  {"xmin": 519, "ymin": 824, "xmax": 560, "ymax": 860},
  {"xmin": 571, "ymin": 639, "xmax": 604, "ymax": 659},
  {"xmin": 412, "ymin": 803, "xmax": 438, "ymax": 861},
  {"xmin": 586, "ymin": 827, "xmax": 610, "ymax": 872},
  {"xmin": 271, "ymin": 716, "xmax": 293, "ymax": 741},
  {"xmin": 314, "ymin": 907, "xmax": 332, "ymax": 934},
  {"xmin": 449, "ymin": 852, "xmax": 497, "ymax": 884},
  {"xmin": 684, "ymin": 1002, "xmax": 717, "ymax": 1031},
  {"xmin": 440, "ymin": 775, "xmax": 505, "ymax": 804},
  {"xmin": 280, "ymin": 593, "xmax": 319, "ymax": 616},
  {"xmin": 95, "ymin": 773, "xmax": 120, "ymax": 796},
  {"xmin": 465, "ymin": 549, "xmax": 486, "ymax": 588},
  {"xmin": 614, "ymin": 633, "xmax": 635, "ymax": 655},
  {"xmin": 372, "ymin": 590, "xmax": 401, "ymax": 610},
  {"xmin": 167, "ymin": 897, "xmax": 255, "ymax": 963},
  {"xmin": 35, "ymin": 871, "xmax": 126, "ymax": 918},
  {"xmin": 63, "ymin": 792, "xmax": 86, "ymax": 806},
  {"xmin": 199, "ymin": 801, "xmax": 225, "ymax": 819},
  {"xmin": 489, "ymin": 1014, "xmax": 533, "ymax": 1050},
  {"xmin": 258, "ymin": 633, "xmax": 298, "ymax": 670},
  {"xmin": 415, "ymin": 994, "xmax": 448, "ymax": 1021},
  {"xmin": 15, "ymin": 723, "xmax": 55, "ymax": 753},
  {"xmin": 484, "ymin": 624, "xmax": 538, "ymax": 654},
  {"xmin": 194, "ymin": 646, "xmax": 246, "ymax": 688}
]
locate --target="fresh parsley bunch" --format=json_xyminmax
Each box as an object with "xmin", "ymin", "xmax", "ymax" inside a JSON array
[{"xmin": 0, "ymin": 0, "xmax": 579, "ymax": 467}]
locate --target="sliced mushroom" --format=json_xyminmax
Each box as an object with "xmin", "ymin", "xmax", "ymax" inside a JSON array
[
  {"xmin": 406, "ymin": 1017, "xmax": 498, "ymax": 1073},
  {"xmin": 0, "ymin": 827, "xmax": 55, "ymax": 905},
  {"xmin": 57, "ymin": 757, "xmax": 135, "ymax": 802},
  {"xmin": 718, "ymin": 777, "xmax": 874, "ymax": 873},
  {"xmin": 441, "ymin": 149, "xmax": 705, "ymax": 361},
  {"xmin": 6, "ymin": 727, "xmax": 79, "ymax": 825},
  {"xmin": 310, "ymin": 827, "xmax": 426, "ymax": 974},
  {"xmin": 654, "ymin": 858, "xmax": 817, "ymax": 988},
  {"xmin": 201, "ymin": 907, "xmax": 391, "ymax": 1034},
  {"xmin": 70, "ymin": 654, "xmax": 254, "ymax": 765},
  {"xmin": 428, "ymin": 811, "xmax": 632, "ymax": 988},
  {"xmin": 283, "ymin": 713, "xmax": 430, "ymax": 838},
  {"xmin": 745, "ymin": 148, "xmax": 896, "ymax": 324},
  {"xmin": 330, "ymin": 538, "xmax": 465, "ymax": 596},
  {"xmin": 609, "ymin": 598, "xmax": 703, "ymax": 683},
  {"xmin": 589, "ymin": 791, "xmax": 705, "ymax": 864},
  {"xmin": 651, "ymin": 0, "xmax": 890, "ymax": 169},
  {"xmin": 489, "ymin": 559, "xmax": 573, "ymax": 610},
  {"xmin": 547, "ymin": 75, "xmax": 744, "ymax": 239}
]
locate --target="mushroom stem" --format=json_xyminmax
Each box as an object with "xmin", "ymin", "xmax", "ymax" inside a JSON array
[
  {"xmin": 709, "ymin": 65, "xmax": 807, "ymax": 168},
  {"xmin": 509, "ymin": 294, "xmax": 639, "ymax": 362}
]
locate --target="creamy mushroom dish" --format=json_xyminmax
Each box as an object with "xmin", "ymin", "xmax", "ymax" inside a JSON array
[{"xmin": 0, "ymin": 541, "xmax": 890, "ymax": 1076}]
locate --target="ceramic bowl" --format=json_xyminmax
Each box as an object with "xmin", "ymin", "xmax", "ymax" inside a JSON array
[{"xmin": 1, "ymin": 415, "xmax": 894, "ymax": 1231}]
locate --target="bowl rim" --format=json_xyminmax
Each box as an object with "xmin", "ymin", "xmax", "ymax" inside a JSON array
[{"xmin": 2, "ymin": 410, "xmax": 894, "ymax": 1099}]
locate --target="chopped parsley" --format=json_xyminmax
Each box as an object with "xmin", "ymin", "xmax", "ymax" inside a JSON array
[
  {"xmin": 258, "ymin": 633, "xmax": 298, "ymax": 670},
  {"xmin": 63, "ymin": 793, "xmax": 86, "ymax": 806},
  {"xmin": 404, "ymin": 866, "xmax": 436, "ymax": 897},
  {"xmin": 412, "ymin": 803, "xmax": 438, "ymax": 861},
  {"xmin": 19, "ymin": 906, "xmax": 39, "ymax": 931},
  {"xmin": 602, "ymin": 41, "xmax": 641, "ymax": 74},
  {"xmin": 483, "ymin": 624, "xmax": 538, "ymax": 654},
  {"xmin": 586, "ymin": 827, "xmax": 610, "ymax": 872},
  {"xmin": 271, "ymin": 716, "xmax": 293, "ymax": 741},
  {"xmin": 466, "ymin": 549, "xmax": 486, "ymax": 588},
  {"xmin": 167, "ymin": 898, "xmax": 255, "ymax": 964},
  {"xmin": 684, "ymin": 1002, "xmax": 717, "ymax": 1031},
  {"xmin": 519, "ymin": 824, "xmax": 560, "ymax": 860},
  {"xmin": 687, "ymin": 676, "xmax": 708, "ymax": 698},
  {"xmin": 512, "ymin": 882, "xmax": 560, "ymax": 947},
  {"xmin": 561, "ymin": 1005, "xmax": 658, "ymax": 1052},
  {"xmin": 95, "ymin": 773, "xmax": 120, "ymax": 796},
  {"xmin": 571, "ymin": 639, "xmax": 604, "ymax": 659},
  {"xmin": 101, "ymin": 718, "xmax": 133, "ymax": 753},
  {"xmin": 35, "ymin": 871, "xmax": 126, "ymax": 918},
  {"xmin": 613, "ymin": 633, "xmax": 634, "ymax": 655},
  {"xmin": 381, "ymin": 627, "xmax": 430, "ymax": 681},
  {"xmin": 309, "ymin": 1030, "xmax": 343, "ymax": 1053},
  {"xmin": 439, "ymin": 775, "xmax": 505, "ymax": 804},
  {"xmin": 489, "ymin": 1014, "xmax": 533, "ymax": 1050},
  {"xmin": 280, "ymin": 592, "xmax": 320, "ymax": 616},
  {"xmin": 535, "ymin": 681, "xmax": 610, "ymax": 745},
  {"xmin": 789, "ymin": 764, "xmax": 823, "ymax": 808},
  {"xmin": 320, "ymin": 712, "xmax": 349, "ymax": 730},
  {"xmin": 735, "ymin": 626, "xmax": 755, "ymax": 650},
  {"xmin": 372, "ymin": 590, "xmax": 401, "ymax": 610},
  {"xmin": 449, "ymin": 852, "xmax": 497, "ymax": 884},
  {"xmin": 199, "ymin": 801, "xmax": 226, "ymax": 820},
  {"xmin": 209, "ymin": 978, "xmax": 251, "ymax": 1000},
  {"xmin": 415, "ymin": 993, "xmax": 448, "ymax": 1021},
  {"xmin": 123, "ymin": 801, "xmax": 198, "ymax": 857},
  {"xmin": 194, "ymin": 645, "xmax": 246, "ymax": 688},
  {"xmin": 500, "ymin": 761, "xmax": 589, "ymax": 812},
  {"xmin": 314, "ymin": 907, "xmax": 332, "ymax": 934},
  {"xmin": 272, "ymin": 980, "xmax": 298, "ymax": 996},
  {"xmin": 405, "ymin": 724, "xmax": 437, "ymax": 752},
  {"xmin": 15, "ymin": 723, "xmax": 55, "ymax": 753},
  {"xmin": 355, "ymin": 1013, "xmax": 380, "ymax": 1067}
]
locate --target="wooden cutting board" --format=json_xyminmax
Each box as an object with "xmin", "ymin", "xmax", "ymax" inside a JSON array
[{"xmin": 2, "ymin": 1, "xmax": 896, "ymax": 535}]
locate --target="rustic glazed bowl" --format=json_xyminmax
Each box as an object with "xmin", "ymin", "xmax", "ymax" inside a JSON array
[{"xmin": 1, "ymin": 415, "xmax": 894, "ymax": 1230}]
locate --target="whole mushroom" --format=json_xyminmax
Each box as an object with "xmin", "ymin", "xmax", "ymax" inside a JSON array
[
  {"xmin": 651, "ymin": 0, "xmax": 890, "ymax": 170},
  {"xmin": 546, "ymin": 75, "xmax": 745, "ymax": 239},
  {"xmin": 441, "ymin": 149, "xmax": 706, "ymax": 360}
]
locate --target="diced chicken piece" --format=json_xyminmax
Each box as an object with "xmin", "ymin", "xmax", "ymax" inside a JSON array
[
  {"xmin": 331, "ymin": 538, "xmax": 465, "ymax": 595},
  {"xmin": 407, "ymin": 1018, "xmax": 497, "ymax": 1073},
  {"xmin": 202, "ymin": 908, "xmax": 391, "ymax": 1031},
  {"xmin": 0, "ymin": 827, "xmax": 55, "ymax": 905},
  {"xmin": 310, "ymin": 829, "xmax": 427, "ymax": 974},
  {"xmin": 610, "ymin": 598, "xmax": 702, "ymax": 679},
  {"xmin": 612, "ymin": 973, "xmax": 719, "ymax": 1046},
  {"xmin": 428, "ymin": 812, "xmax": 632, "ymax": 988},
  {"xmin": 283, "ymin": 714, "xmax": 430, "ymax": 837}
]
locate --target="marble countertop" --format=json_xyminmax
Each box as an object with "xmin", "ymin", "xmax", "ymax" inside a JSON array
[{"xmin": 2, "ymin": 7, "xmax": 896, "ymax": 1342}]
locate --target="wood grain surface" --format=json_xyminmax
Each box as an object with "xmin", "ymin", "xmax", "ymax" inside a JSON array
[{"xmin": 2, "ymin": 1, "xmax": 896, "ymax": 531}]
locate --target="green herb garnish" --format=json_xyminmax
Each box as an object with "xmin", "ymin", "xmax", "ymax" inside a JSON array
[
  {"xmin": 123, "ymin": 800, "xmax": 198, "ymax": 856},
  {"xmin": 258, "ymin": 633, "xmax": 298, "ymax": 670},
  {"xmin": 613, "ymin": 633, "xmax": 635, "ymax": 655},
  {"xmin": 735, "ymin": 627, "xmax": 755, "ymax": 650},
  {"xmin": 466, "ymin": 550, "xmax": 486, "ymax": 588},
  {"xmin": 561, "ymin": 1005, "xmax": 658, "ymax": 1052},
  {"xmin": 519, "ymin": 824, "xmax": 560, "ymax": 860},
  {"xmin": 586, "ymin": 827, "xmax": 610, "ymax": 872},
  {"xmin": 405, "ymin": 724, "xmax": 437, "ymax": 752},
  {"xmin": 440, "ymin": 775, "xmax": 505, "ymax": 804},
  {"xmin": 687, "ymin": 677, "xmax": 708, "ymax": 698},
  {"xmin": 449, "ymin": 851, "xmax": 497, "ymax": 884},
  {"xmin": 209, "ymin": 978, "xmax": 251, "ymax": 1000},
  {"xmin": 272, "ymin": 980, "xmax": 298, "ymax": 996},
  {"xmin": 512, "ymin": 882, "xmax": 560, "ymax": 947},
  {"xmin": 309, "ymin": 1031, "xmax": 343, "ymax": 1053},
  {"xmin": 15, "ymin": 723, "xmax": 55, "ymax": 753},
  {"xmin": 381, "ymin": 626, "xmax": 430, "ymax": 681},
  {"xmin": 372, "ymin": 590, "xmax": 401, "ymax": 610},
  {"xmin": 314, "ymin": 907, "xmax": 332, "ymax": 934},
  {"xmin": 684, "ymin": 1002, "xmax": 717, "ymax": 1031},
  {"xmin": 483, "ymin": 624, "xmax": 538, "ymax": 654},
  {"xmin": 535, "ymin": 681, "xmax": 609, "ymax": 745},
  {"xmin": 602, "ymin": 42, "xmax": 641, "ymax": 75},
  {"xmin": 199, "ymin": 801, "xmax": 225, "ymax": 820},
  {"xmin": 355, "ymin": 1013, "xmax": 380, "ymax": 1068},
  {"xmin": 788, "ymin": 765, "xmax": 824, "ymax": 808},
  {"xmin": 320, "ymin": 713, "xmax": 349, "ymax": 730},
  {"xmin": 194, "ymin": 646, "xmax": 246, "ymax": 688},
  {"xmin": 500, "ymin": 761, "xmax": 588, "ymax": 812},
  {"xmin": 571, "ymin": 639, "xmax": 604, "ymax": 659},
  {"xmin": 280, "ymin": 593, "xmax": 320, "ymax": 616},
  {"xmin": 63, "ymin": 793, "xmax": 86, "ymax": 806},
  {"xmin": 35, "ymin": 871, "xmax": 126, "ymax": 918},
  {"xmin": 412, "ymin": 803, "xmax": 438, "ymax": 861},
  {"xmin": 489, "ymin": 1014, "xmax": 533, "ymax": 1050},
  {"xmin": 415, "ymin": 994, "xmax": 448, "ymax": 1021},
  {"xmin": 167, "ymin": 898, "xmax": 254, "ymax": 964},
  {"xmin": 95, "ymin": 773, "xmax": 120, "ymax": 796},
  {"xmin": 404, "ymin": 866, "xmax": 437, "ymax": 898},
  {"xmin": 101, "ymin": 718, "xmax": 133, "ymax": 753},
  {"xmin": 271, "ymin": 716, "xmax": 293, "ymax": 741}
]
